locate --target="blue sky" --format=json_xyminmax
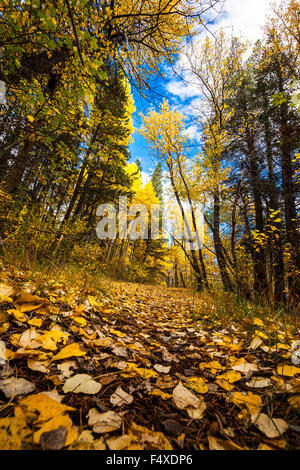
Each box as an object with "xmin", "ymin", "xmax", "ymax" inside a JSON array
[{"xmin": 128, "ymin": 0, "xmax": 281, "ymax": 184}]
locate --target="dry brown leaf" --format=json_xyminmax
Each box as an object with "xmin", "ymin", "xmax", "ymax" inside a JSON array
[
  {"xmin": 106, "ymin": 435, "xmax": 132, "ymax": 450},
  {"xmin": 208, "ymin": 435, "xmax": 246, "ymax": 450},
  {"xmin": 251, "ymin": 413, "xmax": 288, "ymax": 438},
  {"xmin": 110, "ymin": 386, "xmax": 133, "ymax": 406},
  {"xmin": 0, "ymin": 376, "xmax": 35, "ymax": 398},
  {"xmin": 87, "ymin": 408, "xmax": 122, "ymax": 434},
  {"xmin": 154, "ymin": 364, "xmax": 171, "ymax": 374},
  {"xmin": 172, "ymin": 381, "xmax": 201, "ymax": 410}
]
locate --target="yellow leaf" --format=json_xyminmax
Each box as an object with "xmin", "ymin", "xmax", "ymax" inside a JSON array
[
  {"xmin": 277, "ymin": 364, "xmax": 300, "ymax": 377},
  {"xmin": 216, "ymin": 371, "xmax": 241, "ymax": 383},
  {"xmin": 215, "ymin": 379, "xmax": 235, "ymax": 391},
  {"xmin": 0, "ymin": 417, "xmax": 31, "ymax": 450},
  {"xmin": 27, "ymin": 115, "xmax": 34, "ymax": 122},
  {"xmin": 287, "ymin": 395, "xmax": 300, "ymax": 410},
  {"xmin": 7, "ymin": 309, "xmax": 28, "ymax": 322},
  {"xmin": 19, "ymin": 303, "xmax": 44, "ymax": 313},
  {"xmin": 232, "ymin": 391, "xmax": 262, "ymax": 416},
  {"xmin": 50, "ymin": 343, "xmax": 86, "ymax": 362},
  {"xmin": 129, "ymin": 422, "xmax": 173, "ymax": 450},
  {"xmin": 15, "ymin": 393, "xmax": 75, "ymax": 423},
  {"xmin": 199, "ymin": 361, "xmax": 225, "ymax": 373},
  {"xmin": 0, "ymin": 295, "xmax": 13, "ymax": 304},
  {"xmin": 110, "ymin": 329, "xmax": 126, "ymax": 338},
  {"xmin": 184, "ymin": 376, "xmax": 208, "ymax": 394},
  {"xmin": 121, "ymin": 362, "xmax": 158, "ymax": 379},
  {"xmin": 150, "ymin": 388, "xmax": 172, "ymax": 400},
  {"xmin": 72, "ymin": 316, "xmax": 87, "ymax": 327},
  {"xmin": 16, "ymin": 292, "xmax": 45, "ymax": 304},
  {"xmin": 35, "ymin": 330, "xmax": 69, "ymax": 351},
  {"xmin": 27, "ymin": 318, "xmax": 43, "ymax": 327}
]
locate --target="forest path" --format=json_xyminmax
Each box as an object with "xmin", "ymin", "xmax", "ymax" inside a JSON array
[{"xmin": 0, "ymin": 278, "xmax": 299, "ymax": 450}]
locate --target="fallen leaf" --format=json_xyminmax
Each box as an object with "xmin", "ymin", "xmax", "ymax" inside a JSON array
[
  {"xmin": 150, "ymin": 388, "xmax": 172, "ymax": 400},
  {"xmin": 0, "ymin": 377, "xmax": 35, "ymax": 398},
  {"xmin": 172, "ymin": 381, "xmax": 201, "ymax": 410},
  {"xmin": 246, "ymin": 377, "xmax": 272, "ymax": 388},
  {"xmin": 128, "ymin": 422, "xmax": 172, "ymax": 450},
  {"xmin": 249, "ymin": 336, "xmax": 263, "ymax": 350},
  {"xmin": 40, "ymin": 426, "xmax": 68, "ymax": 450},
  {"xmin": 27, "ymin": 318, "xmax": 43, "ymax": 327},
  {"xmin": 17, "ymin": 328, "xmax": 39, "ymax": 348},
  {"xmin": 184, "ymin": 376, "xmax": 208, "ymax": 394},
  {"xmin": 199, "ymin": 361, "xmax": 225, "ymax": 373},
  {"xmin": 287, "ymin": 395, "xmax": 300, "ymax": 410},
  {"xmin": 51, "ymin": 343, "xmax": 86, "ymax": 362},
  {"xmin": 0, "ymin": 284, "xmax": 15, "ymax": 298},
  {"xmin": 87, "ymin": 408, "xmax": 122, "ymax": 433},
  {"xmin": 110, "ymin": 386, "xmax": 133, "ymax": 406},
  {"xmin": 207, "ymin": 435, "xmax": 246, "ymax": 450},
  {"xmin": 106, "ymin": 435, "xmax": 132, "ymax": 450},
  {"xmin": 231, "ymin": 358, "xmax": 258, "ymax": 374},
  {"xmin": 15, "ymin": 393, "xmax": 75, "ymax": 423},
  {"xmin": 154, "ymin": 364, "xmax": 171, "ymax": 374},
  {"xmin": 216, "ymin": 370, "xmax": 241, "ymax": 383},
  {"xmin": 251, "ymin": 413, "xmax": 288, "ymax": 438},
  {"xmin": 186, "ymin": 397, "xmax": 206, "ymax": 419},
  {"xmin": 35, "ymin": 330, "xmax": 69, "ymax": 351},
  {"xmin": 0, "ymin": 416, "xmax": 31, "ymax": 450},
  {"xmin": 16, "ymin": 292, "xmax": 45, "ymax": 304},
  {"xmin": 122, "ymin": 362, "xmax": 158, "ymax": 379},
  {"xmin": 276, "ymin": 364, "xmax": 300, "ymax": 377},
  {"xmin": 63, "ymin": 374, "xmax": 101, "ymax": 394},
  {"xmin": 34, "ymin": 414, "xmax": 78, "ymax": 447},
  {"xmin": 7, "ymin": 309, "xmax": 28, "ymax": 322},
  {"xmin": 57, "ymin": 360, "xmax": 77, "ymax": 378},
  {"xmin": 27, "ymin": 359, "xmax": 50, "ymax": 373},
  {"xmin": 232, "ymin": 391, "xmax": 262, "ymax": 416},
  {"xmin": 291, "ymin": 340, "xmax": 300, "ymax": 366}
]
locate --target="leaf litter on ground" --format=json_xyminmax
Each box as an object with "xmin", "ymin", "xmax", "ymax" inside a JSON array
[{"xmin": 0, "ymin": 268, "xmax": 299, "ymax": 450}]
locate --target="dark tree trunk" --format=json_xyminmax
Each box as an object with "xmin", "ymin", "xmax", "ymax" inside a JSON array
[
  {"xmin": 264, "ymin": 113, "xmax": 285, "ymax": 303},
  {"xmin": 246, "ymin": 130, "xmax": 268, "ymax": 297},
  {"xmin": 5, "ymin": 138, "xmax": 34, "ymax": 194},
  {"xmin": 213, "ymin": 187, "xmax": 233, "ymax": 292}
]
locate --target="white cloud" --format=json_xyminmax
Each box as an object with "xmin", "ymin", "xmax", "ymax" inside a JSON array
[
  {"xmin": 182, "ymin": 124, "xmax": 201, "ymax": 141},
  {"xmin": 212, "ymin": 0, "xmax": 280, "ymax": 43},
  {"xmin": 166, "ymin": 0, "xmax": 282, "ymax": 102},
  {"xmin": 166, "ymin": 79, "xmax": 200, "ymax": 101},
  {"xmin": 141, "ymin": 171, "xmax": 151, "ymax": 186}
]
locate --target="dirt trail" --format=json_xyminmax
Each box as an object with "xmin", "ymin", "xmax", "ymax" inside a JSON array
[{"xmin": 0, "ymin": 280, "xmax": 299, "ymax": 450}]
